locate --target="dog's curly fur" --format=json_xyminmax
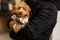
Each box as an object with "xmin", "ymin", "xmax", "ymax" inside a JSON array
[{"xmin": 9, "ymin": 1, "xmax": 31, "ymax": 33}]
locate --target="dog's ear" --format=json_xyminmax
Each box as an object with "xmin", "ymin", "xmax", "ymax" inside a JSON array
[
  {"xmin": 12, "ymin": 6, "xmax": 15, "ymax": 10},
  {"xmin": 11, "ymin": 5, "xmax": 16, "ymax": 14},
  {"xmin": 11, "ymin": 5, "xmax": 15, "ymax": 11},
  {"xmin": 21, "ymin": 1, "xmax": 31, "ymax": 13}
]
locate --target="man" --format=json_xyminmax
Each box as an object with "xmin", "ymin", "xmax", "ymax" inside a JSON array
[{"xmin": 8, "ymin": 0, "xmax": 60, "ymax": 40}]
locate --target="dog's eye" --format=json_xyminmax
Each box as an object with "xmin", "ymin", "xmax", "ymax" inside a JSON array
[
  {"xmin": 23, "ymin": 8, "xmax": 26, "ymax": 10},
  {"xmin": 18, "ymin": 7, "xmax": 21, "ymax": 10},
  {"xmin": 13, "ymin": 13, "xmax": 17, "ymax": 15},
  {"xmin": 14, "ymin": 13, "xmax": 16, "ymax": 14},
  {"xmin": 13, "ymin": 13, "xmax": 16, "ymax": 14},
  {"xmin": 25, "ymin": 15, "xmax": 27, "ymax": 16}
]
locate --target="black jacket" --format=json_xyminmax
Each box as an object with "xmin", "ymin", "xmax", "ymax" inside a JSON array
[
  {"xmin": 8, "ymin": 1, "xmax": 57, "ymax": 40},
  {"xmin": 41, "ymin": 0, "xmax": 60, "ymax": 10}
]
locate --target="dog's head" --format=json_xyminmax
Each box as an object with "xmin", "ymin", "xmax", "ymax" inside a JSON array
[
  {"xmin": 11, "ymin": 1, "xmax": 31, "ymax": 24},
  {"xmin": 11, "ymin": 1, "xmax": 31, "ymax": 18}
]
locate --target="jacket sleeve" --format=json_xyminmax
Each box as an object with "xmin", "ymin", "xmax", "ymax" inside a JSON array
[{"xmin": 9, "ymin": 2, "xmax": 57, "ymax": 39}]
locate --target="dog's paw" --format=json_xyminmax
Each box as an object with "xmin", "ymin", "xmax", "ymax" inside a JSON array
[{"xmin": 12, "ymin": 24, "xmax": 22, "ymax": 33}]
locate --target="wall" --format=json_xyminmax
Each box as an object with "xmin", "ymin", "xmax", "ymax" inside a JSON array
[
  {"xmin": 0, "ymin": 17, "xmax": 9, "ymax": 33},
  {"xmin": 52, "ymin": 11, "xmax": 60, "ymax": 40}
]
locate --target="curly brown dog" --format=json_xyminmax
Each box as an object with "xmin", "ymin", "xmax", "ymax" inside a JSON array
[{"xmin": 9, "ymin": 1, "xmax": 31, "ymax": 33}]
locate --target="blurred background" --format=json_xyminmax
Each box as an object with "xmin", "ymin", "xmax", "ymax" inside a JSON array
[{"xmin": 0, "ymin": 0, "xmax": 60, "ymax": 40}]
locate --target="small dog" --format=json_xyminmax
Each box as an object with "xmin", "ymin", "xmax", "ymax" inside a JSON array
[{"xmin": 9, "ymin": 1, "xmax": 31, "ymax": 33}]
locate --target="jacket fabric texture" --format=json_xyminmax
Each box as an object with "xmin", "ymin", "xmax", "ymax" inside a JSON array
[{"xmin": 7, "ymin": 1, "xmax": 58, "ymax": 40}]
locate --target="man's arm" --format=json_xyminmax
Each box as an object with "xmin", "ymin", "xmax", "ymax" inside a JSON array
[{"xmin": 9, "ymin": 2, "xmax": 57, "ymax": 39}]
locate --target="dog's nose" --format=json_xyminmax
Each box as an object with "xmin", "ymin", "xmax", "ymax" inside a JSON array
[{"xmin": 19, "ymin": 12, "xmax": 22, "ymax": 15}]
